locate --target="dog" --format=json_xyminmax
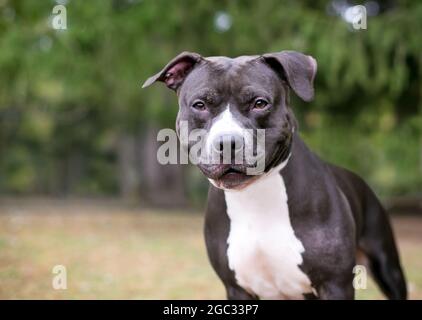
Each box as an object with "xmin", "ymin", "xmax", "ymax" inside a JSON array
[{"xmin": 143, "ymin": 51, "xmax": 407, "ymax": 300}]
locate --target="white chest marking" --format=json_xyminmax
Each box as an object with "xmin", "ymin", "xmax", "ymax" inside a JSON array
[{"xmin": 224, "ymin": 168, "xmax": 314, "ymax": 299}]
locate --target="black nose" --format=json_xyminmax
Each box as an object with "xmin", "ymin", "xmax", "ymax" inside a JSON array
[{"xmin": 213, "ymin": 134, "xmax": 244, "ymax": 154}]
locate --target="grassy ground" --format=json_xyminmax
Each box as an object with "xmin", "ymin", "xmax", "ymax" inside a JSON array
[{"xmin": 0, "ymin": 198, "xmax": 421, "ymax": 299}]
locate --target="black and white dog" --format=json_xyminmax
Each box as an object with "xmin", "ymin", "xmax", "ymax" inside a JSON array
[{"xmin": 143, "ymin": 51, "xmax": 407, "ymax": 300}]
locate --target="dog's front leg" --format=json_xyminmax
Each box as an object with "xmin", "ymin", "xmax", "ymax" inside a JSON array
[
  {"xmin": 317, "ymin": 281, "xmax": 355, "ymax": 300},
  {"xmin": 226, "ymin": 285, "xmax": 258, "ymax": 300}
]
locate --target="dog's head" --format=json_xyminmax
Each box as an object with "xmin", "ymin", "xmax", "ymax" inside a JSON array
[{"xmin": 143, "ymin": 51, "xmax": 316, "ymax": 190}]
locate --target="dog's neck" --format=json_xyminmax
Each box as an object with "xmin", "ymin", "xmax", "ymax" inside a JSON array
[{"xmin": 223, "ymin": 133, "xmax": 315, "ymax": 299}]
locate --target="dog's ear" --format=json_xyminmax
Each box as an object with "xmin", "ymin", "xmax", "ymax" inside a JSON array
[
  {"xmin": 262, "ymin": 51, "xmax": 317, "ymax": 102},
  {"xmin": 142, "ymin": 51, "xmax": 203, "ymax": 91}
]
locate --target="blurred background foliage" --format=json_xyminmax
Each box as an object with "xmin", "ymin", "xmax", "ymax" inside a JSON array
[{"xmin": 0, "ymin": 0, "xmax": 421, "ymax": 207}]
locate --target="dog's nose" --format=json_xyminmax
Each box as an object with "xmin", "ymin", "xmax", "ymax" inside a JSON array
[{"xmin": 212, "ymin": 133, "xmax": 244, "ymax": 155}]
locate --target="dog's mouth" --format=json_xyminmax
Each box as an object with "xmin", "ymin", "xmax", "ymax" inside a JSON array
[
  {"xmin": 221, "ymin": 166, "xmax": 244, "ymax": 177},
  {"xmin": 198, "ymin": 164, "xmax": 259, "ymax": 190},
  {"xmin": 198, "ymin": 164, "xmax": 245, "ymax": 179}
]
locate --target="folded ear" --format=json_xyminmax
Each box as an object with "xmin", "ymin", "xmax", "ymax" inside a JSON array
[
  {"xmin": 262, "ymin": 51, "xmax": 317, "ymax": 102},
  {"xmin": 142, "ymin": 51, "xmax": 203, "ymax": 91}
]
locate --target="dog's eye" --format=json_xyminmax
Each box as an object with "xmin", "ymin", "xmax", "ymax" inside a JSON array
[
  {"xmin": 253, "ymin": 98, "xmax": 269, "ymax": 110},
  {"xmin": 192, "ymin": 101, "xmax": 206, "ymax": 111}
]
